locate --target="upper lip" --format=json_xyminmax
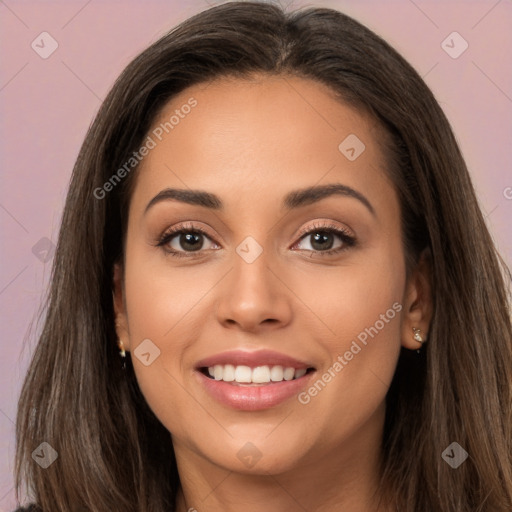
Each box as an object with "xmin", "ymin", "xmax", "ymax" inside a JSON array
[{"xmin": 195, "ymin": 349, "xmax": 315, "ymax": 370}]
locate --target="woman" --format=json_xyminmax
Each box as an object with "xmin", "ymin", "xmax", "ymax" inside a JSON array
[{"xmin": 13, "ymin": 1, "xmax": 512, "ymax": 511}]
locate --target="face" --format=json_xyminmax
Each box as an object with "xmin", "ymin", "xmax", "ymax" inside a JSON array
[{"xmin": 114, "ymin": 74, "xmax": 429, "ymax": 477}]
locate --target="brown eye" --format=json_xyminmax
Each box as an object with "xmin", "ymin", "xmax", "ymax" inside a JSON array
[
  {"xmin": 156, "ymin": 222, "xmax": 219, "ymax": 258},
  {"xmin": 293, "ymin": 222, "xmax": 356, "ymax": 257}
]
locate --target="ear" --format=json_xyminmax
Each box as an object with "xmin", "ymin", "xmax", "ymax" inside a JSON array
[
  {"xmin": 113, "ymin": 262, "xmax": 131, "ymax": 351},
  {"xmin": 401, "ymin": 248, "xmax": 433, "ymax": 350}
]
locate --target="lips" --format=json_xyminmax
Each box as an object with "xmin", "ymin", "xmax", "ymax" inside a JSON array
[
  {"xmin": 195, "ymin": 349, "xmax": 313, "ymax": 370},
  {"xmin": 194, "ymin": 349, "xmax": 316, "ymax": 410}
]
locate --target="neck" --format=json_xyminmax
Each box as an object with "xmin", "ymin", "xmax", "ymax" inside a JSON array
[{"xmin": 173, "ymin": 402, "xmax": 395, "ymax": 512}]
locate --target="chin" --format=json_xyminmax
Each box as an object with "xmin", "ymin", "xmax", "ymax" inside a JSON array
[{"xmin": 194, "ymin": 429, "xmax": 311, "ymax": 475}]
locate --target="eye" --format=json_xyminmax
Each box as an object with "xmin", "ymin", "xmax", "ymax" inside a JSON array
[
  {"xmin": 156, "ymin": 222, "xmax": 218, "ymax": 258},
  {"xmin": 292, "ymin": 221, "xmax": 356, "ymax": 257}
]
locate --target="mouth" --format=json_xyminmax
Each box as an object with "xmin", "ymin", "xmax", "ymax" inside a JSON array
[
  {"xmin": 194, "ymin": 350, "xmax": 317, "ymax": 410},
  {"xmin": 199, "ymin": 364, "xmax": 316, "ymax": 385}
]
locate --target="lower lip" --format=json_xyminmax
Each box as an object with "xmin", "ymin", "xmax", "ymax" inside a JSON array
[{"xmin": 196, "ymin": 370, "xmax": 315, "ymax": 411}]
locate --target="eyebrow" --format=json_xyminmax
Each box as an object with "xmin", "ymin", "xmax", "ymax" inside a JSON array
[{"xmin": 144, "ymin": 183, "xmax": 375, "ymax": 217}]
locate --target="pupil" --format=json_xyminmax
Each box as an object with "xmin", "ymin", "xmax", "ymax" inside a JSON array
[
  {"xmin": 181, "ymin": 233, "xmax": 202, "ymax": 251},
  {"xmin": 311, "ymin": 232, "xmax": 333, "ymax": 251}
]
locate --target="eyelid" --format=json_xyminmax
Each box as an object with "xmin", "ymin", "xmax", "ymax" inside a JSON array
[
  {"xmin": 294, "ymin": 219, "xmax": 355, "ymax": 242},
  {"xmin": 156, "ymin": 221, "xmax": 218, "ymax": 249}
]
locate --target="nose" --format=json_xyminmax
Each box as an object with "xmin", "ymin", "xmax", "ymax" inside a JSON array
[{"xmin": 215, "ymin": 246, "xmax": 293, "ymax": 334}]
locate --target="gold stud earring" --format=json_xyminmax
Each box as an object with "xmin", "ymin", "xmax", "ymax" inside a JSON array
[
  {"xmin": 413, "ymin": 327, "xmax": 426, "ymax": 354},
  {"xmin": 117, "ymin": 339, "xmax": 126, "ymax": 369}
]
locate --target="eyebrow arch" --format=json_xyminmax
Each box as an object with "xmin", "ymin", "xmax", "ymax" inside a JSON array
[{"xmin": 144, "ymin": 183, "xmax": 375, "ymax": 217}]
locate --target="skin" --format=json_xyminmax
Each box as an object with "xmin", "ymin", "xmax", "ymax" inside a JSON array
[{"xmin": 113, "ymin": 74, "xmax": 432, "ymax": 512}]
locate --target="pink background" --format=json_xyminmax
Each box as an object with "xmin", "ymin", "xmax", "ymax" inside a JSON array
[{"xmin": 1, "ymin": 0, "xmax": 511, "ymax": 508}]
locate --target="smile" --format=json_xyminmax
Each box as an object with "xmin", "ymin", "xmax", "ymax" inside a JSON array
[
  {"xmin": 194, "ymin": 349, "xmax": 317, "ymax": 410},
  {"xmin": 202, "ymin": 364, "xmax": 312, "ymax": 384}
]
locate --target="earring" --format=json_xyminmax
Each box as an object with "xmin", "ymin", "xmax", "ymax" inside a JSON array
[
  {"xmin": 413, "ymin": 327, "xmax": 426, "ymax": 354},
  {"xmin": 117, "ymin": 339, "xmax": 126, "ymax": 370}
]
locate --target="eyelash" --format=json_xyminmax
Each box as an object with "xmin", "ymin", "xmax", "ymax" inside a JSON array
[{"xmin": 155, "ymin": 221, "xmax": 356, "ymax": 259}]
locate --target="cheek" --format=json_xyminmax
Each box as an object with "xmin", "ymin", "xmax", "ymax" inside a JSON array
[
  {"xmin": 121, "ymin": 250, "xmax": 221, "ymax": 437},
  {"xmin": 293, "ymin": 246, "xmax": 404, "ymax": 437},
  {"xmin": 296, "ymin": 239, "xmax": 405, "ymax": 349},
  {"xmin": 123, "ymin": 222, "xmax": 227, "ymax": 352}
]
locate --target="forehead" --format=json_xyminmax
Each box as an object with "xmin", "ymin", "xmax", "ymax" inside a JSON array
[{"xmin": 129, "ymin": 74, "xmax": 395, "ymax": 219}]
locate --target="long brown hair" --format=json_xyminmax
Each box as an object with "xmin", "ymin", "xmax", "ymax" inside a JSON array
[{"xmin": 15, "ymin": 2, "xmax": 512, "ymax": 511}]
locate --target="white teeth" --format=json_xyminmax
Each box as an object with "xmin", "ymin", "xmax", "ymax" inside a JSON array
[
  {"xmin": 252, "ymin": 365, "xmax": 270, "ymax": 383},
  {"xmin": 205, "ymin": 364, "xmax": 309, "ymax": 383},
  {"xmin": 234, "ymin": 365, "xmax": 252, "ymax": 383},
  {"xmin": 223, "ymin": 364, "xmax": 235, "ymax": 382},
  {"xmin": 283, "ymin": 367, "xmax": 295, "ymax": 381},
  {"xmin": 213, "ymin": 364, "xmax": 223, "ymax": 381},
  {"xmin": 270, "ymin": 365, "xmax": 284, "ymax": 381},
  {"xmin": 294, "ymin": 368, "xmax": 307, "ymax": 379}
]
